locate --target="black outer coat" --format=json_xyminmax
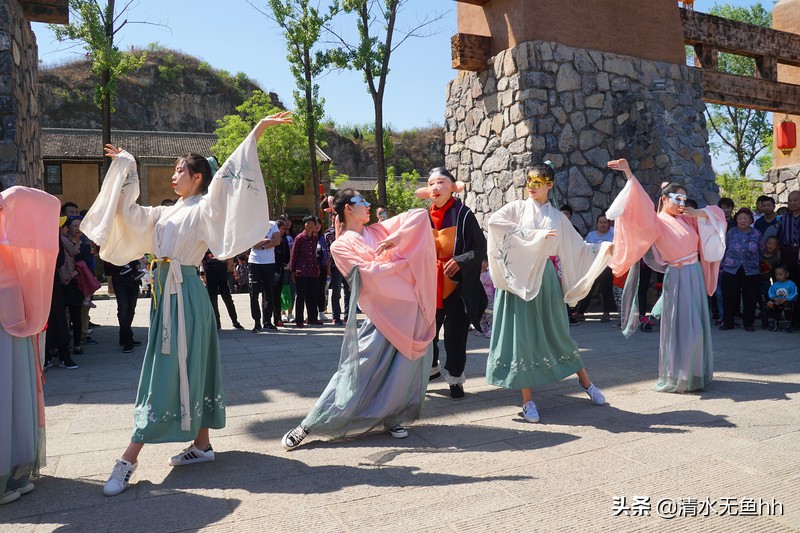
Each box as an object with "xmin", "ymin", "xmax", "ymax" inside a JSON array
[{"xmin": 430, "ymin": 199, "xmax": 488, "ymax": 328}]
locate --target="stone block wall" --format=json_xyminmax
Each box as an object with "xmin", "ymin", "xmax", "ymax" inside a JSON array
[
  {"xmin": 445, "ymin": 40, "xmax": 718, "ymax": 234},
  {"xmin": 764, "ymin": 164, "xmax": 800, "ymax": 206},
  {"xmin": 0, "ymin": 0, "xmax": 41, "ymax": 190}
]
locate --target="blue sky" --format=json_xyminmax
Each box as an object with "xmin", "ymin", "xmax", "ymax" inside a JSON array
[{"xmin": 31, "ymin": 0, "xmax": 770, "ymax": 172}]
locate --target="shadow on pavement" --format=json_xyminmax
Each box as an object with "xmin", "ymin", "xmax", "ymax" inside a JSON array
[
  {"xmin": 699, "ymin": 378, "xmax": 800, "ymax": 403},
  {"xmin": 1, "ymin": 475, "xmax": 240, "ymax": 532},
  {"xmin": 541, "ymin": 405, "xmax": 735, "ymax": 434}
]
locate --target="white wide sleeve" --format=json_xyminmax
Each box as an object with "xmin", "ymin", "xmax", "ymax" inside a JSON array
[
  {"xmin": 200, "ymin": 130, "xmax": 270, "ymax": 260},
  {"xmin": 488, "ymin": 201, "xmax": 555, "ymax": 302},
  {"xmin": 557, "ymin": 214, "xmax": 613, "ymax": 306},
  {"xmin": 81, "ymin": 151, "xmax": 161, "ymax": 265}
]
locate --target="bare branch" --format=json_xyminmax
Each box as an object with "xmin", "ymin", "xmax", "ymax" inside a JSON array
[
  {"xmin": 112, "ymin": 0, "xmax": 136, "ymax": 25},
  {"xmin": 390, "ymin": 11, "xmax": 448, "ymax": 52}
]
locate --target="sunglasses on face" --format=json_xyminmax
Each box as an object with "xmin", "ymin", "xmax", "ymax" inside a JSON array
[
  {"xmin": 668, "ymin": 193, "xmax": 687, "ymax": 207},
  {"xmin": 350, "ymin": 195, "xmax": 371, "ymax": 208}
]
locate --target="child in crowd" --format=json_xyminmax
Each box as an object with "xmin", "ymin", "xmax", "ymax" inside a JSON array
[
  {"xmin": 766, "ymin": 264, "xmax": 798, "ymax": 333},
  {"xmin": 477, "ymin": 259, "xmax": 495, "ymax": 337},
  {"xmin": 759, "ymin": 236, "xmax": 781, "ymax": 328}
]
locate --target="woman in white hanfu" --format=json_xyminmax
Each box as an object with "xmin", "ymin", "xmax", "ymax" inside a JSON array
[
  {"xmin": 81, "ymin": 112, "xmax": 292, "ymax": 496},
  {"xmin": 486, "ymin": 163, "xmax": 611, "ymax": 424}
]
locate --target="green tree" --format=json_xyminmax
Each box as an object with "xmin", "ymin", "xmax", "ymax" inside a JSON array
[
  {"xmin": 381, "ymin": 166, "xmax": 426, "ymax": 214},
  {"xmin": 716, "ymin": 172, "xmax": 761, "ymax": 210},
  {"xmin": 266, "ymin": 0, "xmax": 338, "ymax": 216},
  {"xmin": 51, "ymin": 0, "xmax": 150, "ymax": 176},
  {"xmin": 704, "ymin": 3, "xmax": 773, "ymax": 178},
  {"xmin": 328, "ymin": 0, "xmax": 444, "ymax": 206},
  {"xmin": 213, "ymin": 91, "xmax": 311, "ymax": 215}
]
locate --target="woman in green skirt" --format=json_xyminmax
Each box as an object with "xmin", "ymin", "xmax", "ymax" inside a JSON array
[
  {"xmin": 486, "ymin": 162, "xmax": 611, "ymax": 423},
  {"xmin": 82, "ymin": 112, "xmax": 292, "ymax": 496}
]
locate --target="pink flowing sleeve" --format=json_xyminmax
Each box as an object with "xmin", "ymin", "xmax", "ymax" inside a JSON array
[
  {"xmin": 0, "ymin": 187, "xmax": 60, "ymax": 337},
  {"xmin": 606, "ymin": 177, "xmax": 660, "ymax": 277},
  {"xmin": 331, "ymin": 209, "xmax": 436, "ymax": 360}
]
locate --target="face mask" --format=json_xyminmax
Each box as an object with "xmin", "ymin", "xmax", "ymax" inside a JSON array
[
  {"xmin": 350, "ymin": 195, "xmax": 371, "ymax": 208},
  {"xmin": 526, "ymin": 176, "xmax": 551, "ymax": 189},
  {"xmin": 668, "ymin": 193, "xmax": 686, "ymax": 207}
]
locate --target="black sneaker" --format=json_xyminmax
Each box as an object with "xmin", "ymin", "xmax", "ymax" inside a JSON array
[
  {"xmin": 784, "ymin": 325, "xmax": 793, "ymax": 334},
  {"xmin": 449, "ymin": 384, "xmax": 465, "ymax": 400},
  {"xmin": 232, "ymin": 322, "xmax": 244, "ymax": 330},
  {"xmin": 768, "ymin": 320, "xmax": 778, "ymax": 332},
  {"xmin": 281, "ymin": 425, "xmax": 308, "ymax": 450},
  {"xmin": 82, "ymin": 337, "xmax": 99, "ymax": 345},
  {"xmin": 59, "ymin": 357, "xmax": 79, "ymax": 369},
  {"xmin": 122, "ymin": 343, "xmax": 134, "ymax": 353},
  {"xmin": 252, "ymin": 324, "xmax": 262, "ymax": 332},
  {"xmin": 264, "ymin": 323, "xmax": 277, "ymax": 330},
  {"xmin": 429, "ymin": 363, "xmax": 441, "ymax": 382},
  {"xmin": 43, "ymin": 359, "xmax": 54, "ymax": 371},
  {"xmin": 132, "ymin": 340, "xmax": 143, "ymax": 346}
]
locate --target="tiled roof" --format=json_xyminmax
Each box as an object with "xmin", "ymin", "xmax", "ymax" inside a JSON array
[
  {"xmin": 42, "ymin": 128, "xmax": 332, "ymax": 163},
  {"xmin": 42, "ymin": 128, "xmax": 217, "ymax": 160}
]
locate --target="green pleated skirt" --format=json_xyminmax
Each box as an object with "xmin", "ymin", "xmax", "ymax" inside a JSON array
[
  {"xmin": 486, "ymin": 260, "xmax": 585, "ymax": 390},
  {"xmin": 131, "ymin": 264, "xmax": 225, "ymax": 443}
]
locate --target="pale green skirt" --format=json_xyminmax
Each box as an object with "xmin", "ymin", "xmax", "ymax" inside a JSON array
[
  {"xmin": 486, "ymin": 261, "xmax": 584, "ymax": 390},
  {"xmin": 132, "ymin": 264, "xmax": 225, "ymax": 443}
]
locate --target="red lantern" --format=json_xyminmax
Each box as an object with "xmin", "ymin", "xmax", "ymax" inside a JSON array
[{"xmin": 777, "ymin": 116, "xmax": 796, "ymax": 156}]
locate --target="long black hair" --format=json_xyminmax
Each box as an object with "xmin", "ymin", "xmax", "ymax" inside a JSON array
[{"xmin": 332, "ymin": 188, "xmax": 358, "ymax": 223}]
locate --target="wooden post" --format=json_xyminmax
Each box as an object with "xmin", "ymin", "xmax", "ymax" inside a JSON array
[
  {"xmin": 755, "ymin": 56, "xmax": 778, "ymax": 81},
  {"xmin": 693, "ymin": 44, "xmax": 718, "ymax": 70}
]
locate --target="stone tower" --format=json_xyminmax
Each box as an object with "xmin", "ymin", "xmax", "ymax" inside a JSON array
[{"xmin": 447, "ymin": 0, "xmax": 717, "ymax": 233}]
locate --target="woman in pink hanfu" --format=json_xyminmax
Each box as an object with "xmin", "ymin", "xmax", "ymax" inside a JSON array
[
  {"xmin": 607, "ymin": 159, "xmax": 726, "ymax": 393},
  {"xmin": 282, "ymin": 189, "xmax": 437, "ymax": 449},
  {"xmin": 0, "ymin": 186, "xmax": 60, "ymax": 505}
]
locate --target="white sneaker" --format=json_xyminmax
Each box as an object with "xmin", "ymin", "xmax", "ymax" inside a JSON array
[
  {"xmin": 287, "ymin": 313, "xmax": 294, "ymax": 322},
  {"xmin": 583, "ymin": 383, "xmax": 606, "ymax": 405},
  {"xmin": 522, "ymin": 401, "xmax": 540, "ymax": 423},
  {"xmin": 282, "ymin": 425, "xmax": 308, "ymax": 450},
  {"xmin": 1, "ymin": 490, "xmax": 20, "ymax": 505},
  {"xmin": 318, "ymin": 312, "xmax": 329, "ymax": 321},
  {"xmin": 103, "ymin": 459, "xmax": 137, "ymax": 496},
  {"xmin": 169, "ymin": 444, "xmax": 215, "ymax": 466},
  {"xmin": 386, "ymin": 425, "xmax": 408, "ymax": 439}
]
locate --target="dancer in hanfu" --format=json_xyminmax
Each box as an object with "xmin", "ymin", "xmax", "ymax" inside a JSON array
[
  {"xmin": 0, "ymin": 185, "xmax": 60, "ymax": 505},
  {"xmin": 606, "ymin": 158, "xmax": 726, "ymax": 393},
  {"xmin": 82, "ymin": 112, "xmax": 292, "ymax": 495},
  {"xmin": 281, "ymin": 189, "xmax": 436, "ymax": 449},
  {"xmin": 486, "ymin": 163, "xmax": 610, "ymax": 423}
]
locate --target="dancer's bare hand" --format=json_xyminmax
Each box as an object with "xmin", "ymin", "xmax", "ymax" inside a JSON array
[
  {"xmin": 607, "ymin": 159, "xmax": 634, "ymax": 180},
  {"xmin": 375, "ymin": 236, "xmax": 398, "ymax": 255},
  {"xmin": 260, "ymin": 111, "xmax": 293, "ymax": 127},
  {"xmin": 104, "ymin": 144, "xmax": 123, "ymax": 158}
]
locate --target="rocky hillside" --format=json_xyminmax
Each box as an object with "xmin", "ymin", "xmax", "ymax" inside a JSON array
[
  {"xmin": 38, "ymin": 47, "xmax": 443, "ymax": 175},
  {"xmin": 38, "ymin": 47, "xmax": 281, "ymax": 133}
]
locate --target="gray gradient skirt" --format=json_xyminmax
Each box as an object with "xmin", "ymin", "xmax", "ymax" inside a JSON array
[
  {"xmin": 656, "ymin": 262, "xmax": 714, "ymax": 392},
  {"xmin": 301, "ymin": 268, "xmax": 433, "ymax": 440}
]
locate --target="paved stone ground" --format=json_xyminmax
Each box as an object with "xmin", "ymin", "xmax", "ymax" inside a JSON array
[{"xmin": 1, "ymin": 293, "xmax": 798, "ymax": 532}]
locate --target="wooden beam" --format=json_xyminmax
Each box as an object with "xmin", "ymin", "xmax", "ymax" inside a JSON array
[
  {"xmin": 682, "ymin": 8, "xmax": 800, "ymax": 68},
  {"xmin": 699, "ymin": 69, "xmax": 800, "ymax": 116},
  {"xmin": 451, "ymin": 33, "xmax": 491, "ymax": 72},
  {"xmin": 454, "ymin": 0, "xmax": 492, "ymax": 5},
  {"xmin": 20, "ymin": 1, "xmax": 69, "ymax": 24}
]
